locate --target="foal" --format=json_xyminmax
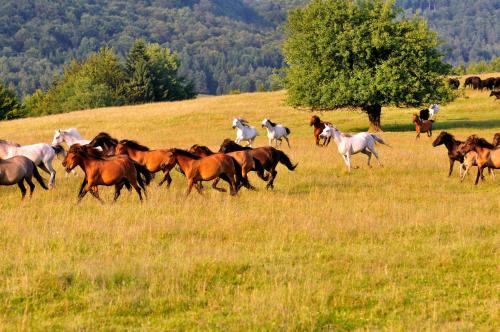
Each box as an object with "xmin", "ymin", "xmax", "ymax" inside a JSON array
[
  {"xmin": 310, "ymin": 115, "xmax": 332, "ymax": 146},
  {"xmin": 412, "ymin": 114, "xmax": 433, "ymax": 139},
  {"xmin": 459, "ymin": 135, "xmax": 499, "ymax": 185}
]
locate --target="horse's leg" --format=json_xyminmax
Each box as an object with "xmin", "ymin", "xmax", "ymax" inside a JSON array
[
  {"xmin": 158, "ymin": 171, "xmax": 172, "ymax": 188},
  {"xmin": 211, "ymin": 177, "xmax": 227, "ymax": 192},
  {"xmin": 344, "ymin": 154, "xmax": 351, "ymax": 172},
  {"xmin": 90, "ymin": 187, "xmax": 104, "ymax": 204},
  {"xmin": 266, "ymin": 169, "xmax": 278, "ymax": 190},
  {"xmin": 17, "ymin": 180, "xmax": 27, "ymax": 200},
  {"xmin": 185, "ymin": 179, "xmax": 195, "ymax": 197},
  {"xmin": 130, "ymin": 178, "xmax": 143, "ymax": 201},
  {"xmin": 25, "ymin": 176, "xmax": 35, "ymax": 199},
  {"xmin": 474, "ymin": 165, "xmax": 483, "ymax": 185},
  {"xmin": 114, "ymin": 183, "xmax": 124, "ymax": 202},
  {"xmin": 448, "ymin": 159, "xmax": 455, "ymax": 177},
  {"xmin": 326, "ymin": 137, "xmax": 331, "ymax": 146},
  {"xmin": 268, "ymin": 137, "xmax": 272, "ymax": 146},
  {"xmin": 284, "ymin": 136, "xmax": 291, "ymax": 148},
  {"xmin": 361, "ymin": 149, "xmax": 372, "ymax": 167}
]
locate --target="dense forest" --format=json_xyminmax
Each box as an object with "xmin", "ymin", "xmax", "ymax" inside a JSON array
[{"xmin": 0, "ymin": 0, "xmax": 498, "ymax": 98}]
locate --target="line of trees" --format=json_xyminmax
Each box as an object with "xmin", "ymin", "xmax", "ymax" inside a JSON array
[{"xmin": 1, "ymin": 40, "xmax": 195, "ymax": 120}]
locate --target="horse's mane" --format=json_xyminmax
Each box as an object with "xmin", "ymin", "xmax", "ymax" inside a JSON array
[
  {"xmin": 219, "ymin": 139, "xmax": 252, "ymax": 152},
  {"xmin": 266, "ymin": 119, "xmax": 277, "ymax": 127},
  {"xmin": 474, "ymin": 137, "xmax": 496, "ymax": 149},
  {"xmin": 0, "ymin": 139, "xmax": 20, "ymax": 147},
  {"xmin": 91, "ymin": 132, "xmax": 118, "ymax": 146},
  {"xmin": 119, "ymin": 139, "xmax": 150, "ymax": 151},
  {"xmin": 172, "ymin": 148, "xmax": 201, "ymax": 160},
  {"xmin": 236, "ymin": 118, "xmax": 250, "ymax": 127},
  {"xmin": 189, "ymin": 144, "xmax": 214, "ymax": 155},
  {"xmin": 63, "ymin": 128, "xmax": 83, "ymax": 139},
  {"xmin": 69, "ymin": 145, "xmax": 105, "ymax": 160}
]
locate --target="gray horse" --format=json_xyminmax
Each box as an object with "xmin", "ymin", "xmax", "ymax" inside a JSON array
[{"xmin": 0, "ymin": 156, "xmax": 48, "ymax": 200}]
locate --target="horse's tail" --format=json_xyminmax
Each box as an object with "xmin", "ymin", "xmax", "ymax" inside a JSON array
[
  {"xmin": 252, "ymin": 157, "xmax": 269, "ymax": 181},
  {"xmin": 285, "ymin": 127, "xmax": 291, "ymax": 135},
  {"xmin": 230, "ymin": 157, "xmax": 253, "ymax": 190},
  {"xmin": 131, "ymin": 162, "xmax": 148, "ymax": 192},
  {"xmin": 133, "ymin": 162, "xmax": 152, "ymax": 186},
  {"xmin": 370, "ymin": 134, "xmax": 391, "ymax": 147},
  {"xmin": 32, "ymin": 164, "xmax": 49, "ymax": 190},
  {"xmin": 276, "ymin": 149, "xmax": 297, "ymax": 171}
]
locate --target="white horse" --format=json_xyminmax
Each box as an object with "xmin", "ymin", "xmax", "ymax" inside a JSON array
[
  {"xmin": 261, "ymin": 118, "xmax": 291, "ymax": 148},
  {"xmin": 232, "ymin": 118, "xmax": 258, "ymax": 147},
  {"xmin": 320, "ymin": 124, "xmax": 389, "ymax": 172},
  {"xmin": 428, "ymin": 104, "xmax": 439, "ymax": 120},
  {"xmin": 0, "ymin": 139, "xmax": 64, "ymax": 187},
  {"xmin": 52, "ymin": 128, "xmax": 90, "ymax": 147}
]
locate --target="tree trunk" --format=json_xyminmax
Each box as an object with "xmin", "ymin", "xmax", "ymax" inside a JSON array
[{"xmin": 364, "ymin": 104, "xmax": 382, "ymax": 132}]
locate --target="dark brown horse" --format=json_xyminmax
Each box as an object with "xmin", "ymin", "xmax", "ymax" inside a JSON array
[
  {"xmin": 0, "ymin": 156, "xmax": 48, "ymax": 200},
  {"xmin": 490, "ymin": 91, "xmax": 500, "ymax": 99},
  {"xmin": 188, "ymin": 144, "xmax": 267, "ymax": 191},
  {"xmin": 219, "ymin": 139, "xmax": 297, "ymax": 189},
  {"xmin": 310, "ymin": 115, "xmax": 332, "ymax": 146},
  {"xmin": 160, "ymin": 149, "xmax": 245, "ymax": 196},
  {"xmin": 432, "ymin": 131, "xmax": 464, "ymax": 176},
  {"xmin": 464, "ymin": 76, "xmax": 482, "ymax": 90},
  {"xmin": 87, "ymin": 132, "xmax": 118, "ymax": 156},
  {"xmin": 448, "ymin": 78, "xmax": 460, "ymax": 89},
  {"xmin": 459, "ymin": 135, "xmax": 500, "ymax": 185},
  {"xmin": 63, "ymin": 144, "xmax": 145, "ymax": 203},
  {"xmin": 115, "ymin": 140, "xmax": 174, "ymax": 188}
]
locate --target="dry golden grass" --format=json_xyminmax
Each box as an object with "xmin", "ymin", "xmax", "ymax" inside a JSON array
[{"xmin": 0, "ymin": 82, "xmax": 498, "ymax": 330}]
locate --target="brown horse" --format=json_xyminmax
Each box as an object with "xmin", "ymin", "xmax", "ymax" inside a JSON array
[
  {"xmin": 115, "ymin": 140, "xmax": 174, "ymax": 187},
  {"xmin": 490, "ymin": 91, "xmax": 500, "ymax": 99},
  {"xmin": 493, "ymin": 133, "xmax": 500, "ymax": 146},
  {"xmin": 188, "ymin": 144, "xmax": 267, "ymax": 191},
  {"xmin": 412, "ymin": 114, "xmax": 433, "ymax": 139},
  {"xmin": 0, "ymin": 156, "xmax": 48, "ymax": 200},
  {"xmin": 219, "ymin": 139, "xmax": 297, "ymax": 189},
  {"xmin": 160, "ymin": 149, "xmax": 244, "ymax": 196},
  {"xmin": 87, "ymin": 132, "xmax": 118, "ymax": 156},
  {"xmin": 310, "ymin": 115, "xmax": 332, "ymax": 146},
  {"xmin": 432, "ymin": 131, "xmax": 464, "ymax": 176},
  {"xmin": 63, "ymin": 145, "xmax": 145, "ymax": 202},
  {"xmin": 459, "ymin": 135, "xmax": 500, "ymax": 185}
]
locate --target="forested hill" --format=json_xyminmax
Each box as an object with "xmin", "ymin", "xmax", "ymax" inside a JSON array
[{"xmin": 1, "ymin": 0, "xmax": 498, "ymax": 98}]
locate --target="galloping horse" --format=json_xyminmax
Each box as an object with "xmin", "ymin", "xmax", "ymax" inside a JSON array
[
  {"xmin": 261, "ymin": 118, "xmax": 291, "ymax": 147},
  {"xmin": 412, "ymin": 114, "xmax": 433, "ymax": 139},
  {"xmin": 115, "ymin": 140, "xmax": 174, "ymax": 187},
  {"xmin": 52, "ymin": 128, "xmax": 91, "ymax": 147},
  {"xmin": 310, "ymin": 115, "xmax": 332, "ymax": 146},
  {"xmin": 320, "ymin": 124, "xmax": 389, "ymax": 172},
  {"xmin": 459, "ymin": 135, "xmax": 500, "ymax": 185},
  {"xmin": 232, "ymin": 118, "xmax": 258, "ymax": 146},
  {"xmin": 0, "ymin": 156, "xmax": 48, "ymax": 200},
  {"xmin": 160, "ymin": 149, "xmax": 245, "ymax": 196},
  {"xmin": 63, "ymin": 145, "xmax": 145, "ymax": 203},
  {"xmin": 219, "ymin": 139, "xmax": 297, "ymax": 189},
  {"xmin": 0, "ymin": 139, "xmax": 64, "ymax": 187},
  {"xmin": 189, "ymin": 144, "xmax": 266, "ymax": 191},
  {"xmin": 432, "ymin": 131, "xmax": 465, "ymax": 176}
]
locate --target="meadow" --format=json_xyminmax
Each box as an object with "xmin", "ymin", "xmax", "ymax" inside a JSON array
[{"xmin": 0, "ymin": 79, "xmax": 499, "ymax": 330}]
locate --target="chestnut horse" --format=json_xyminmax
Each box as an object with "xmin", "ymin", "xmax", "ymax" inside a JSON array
[
  {"xmin": 412, "ymin": 114, "xmax": 433, "ymax": 139},
  {"xmin": 115, "ymin": 140, "xmax": 174, "ymax": 188},
  {"xmin": 188, "ymin": 144, "xmax": 267, "ymax": 191},
  {"xmin": 63, "ymin": 145, "xmax": 145, "ymax": 203},
  {"xmin": 310, "ymin": 115, "xmax": 332, "ymax": 146},
  {"xmin": 219, "ymin": 139, "xmax": 297, "ymax": 189},
  {"xmin": 459, "ymin": 135, "xmax": 500, "ymax": 185},
  {"xmin": 161, "ymin": 149, "xmax": 245, "ymax": 196}
]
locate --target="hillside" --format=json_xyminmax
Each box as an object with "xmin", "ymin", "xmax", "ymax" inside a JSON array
[
  {"xmin": 0, "ymin": 0, "xmax": 499, "ymax": 98},
  {"xmin": 0, "ymin": 84, "xmax": 498, "ymax": 329}
]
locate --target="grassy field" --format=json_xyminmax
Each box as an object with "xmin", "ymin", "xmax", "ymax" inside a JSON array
[{"xmin": 0, "ymin": 80, "xmax": 498, "ymax": 330}]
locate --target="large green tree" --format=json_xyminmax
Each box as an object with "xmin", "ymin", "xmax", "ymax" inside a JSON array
[
  {"xmin": 283, "ymin": 0, "xmax": 455, "ymax": 131},
  {"xmin": 0, "ymin": 82, "xmax": 23, "ymax": 120}
]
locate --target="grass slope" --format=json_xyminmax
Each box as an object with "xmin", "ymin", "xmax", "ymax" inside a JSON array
[{"xmin": 0, "ymin": 81, "xmax": 499, "ymax": 329}]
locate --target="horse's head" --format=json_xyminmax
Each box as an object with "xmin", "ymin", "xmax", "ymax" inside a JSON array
[
  {"xmin": 188, "ymin": 144, "xmax": 213, "ymax": 157},
  {"xmin": 459, "ymin": 135, "xmax": 478, "ymax": 155},
  {"xmin": 310, "ymin": 115, "xmax": 320, "ymax": 127},
  {"xmin": 412, "ymin": 114, "xmax": 420, "ymax": 123},
  {"xmin": 52, "ymin": 129, "xmax": 64, "ymax": 145},
  {"xmin": 261, "ymin": 118, "xmax": 269, "ymax": 128},
  {"xmin": 493, "ymin": 133, "xmax": 500, "ymax": 147},
  {"xmin": 62, "ymin": 144, "xmax": 83, "ymax": 172},
  {"xmin": 219, "ymin": 139, "xmax": 244, "ymax": 153},
  {"xmin": 160, "ymin": 149, "xmax": 176, "ymax": 172},
  {"xmin": 432, "ymin": 131, "xmax": 448, "ymax": 147}
]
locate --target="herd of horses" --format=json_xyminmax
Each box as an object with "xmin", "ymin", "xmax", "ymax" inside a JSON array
[
  {"xmin": 1, "ymin": 112, "xmax": 498, "ymax": 202},
  {"xmin": 448, "ymin": 76, "xmax": 500, "ymax": 99}
]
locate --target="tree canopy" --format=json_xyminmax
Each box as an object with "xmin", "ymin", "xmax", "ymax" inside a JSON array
[{"xmin": 283, "ymin": 0, "xmax": 455, "ymax": 130}]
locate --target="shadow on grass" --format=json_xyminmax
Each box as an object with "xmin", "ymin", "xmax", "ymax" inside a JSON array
[{"xmin": 353, "ymin": 119, "xmax": 500, "ymax": 132}]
